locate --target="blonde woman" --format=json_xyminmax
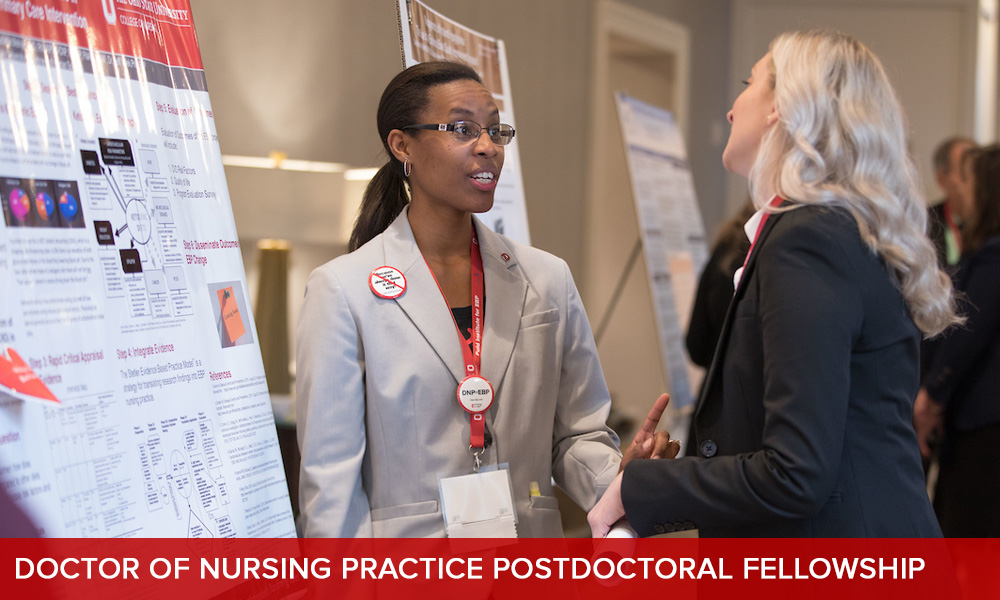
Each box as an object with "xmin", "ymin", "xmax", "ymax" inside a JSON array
[{"xmin": 590, "ymin": 30, "xmax": 959, "ymax": 537}]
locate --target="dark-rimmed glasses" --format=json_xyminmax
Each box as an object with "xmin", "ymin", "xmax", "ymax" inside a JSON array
[{"xmin": 402, "ymin": 121, "xmax": 515, "ymax": 145}]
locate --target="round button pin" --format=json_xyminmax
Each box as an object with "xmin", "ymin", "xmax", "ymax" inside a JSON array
[
  {"xmin": 457, "ymin": 375, "xmax": 494, "ymax": 413},
  {"xmin": 369, "ymin": 266, "xmax": 406, "ymax": 299}
]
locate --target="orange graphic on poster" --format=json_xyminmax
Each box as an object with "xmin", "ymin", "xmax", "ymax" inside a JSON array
[
  {"xmin": 217, "ymin": 287, "xmax": 246, "ymax": 344},
  {"xmin": 0, "ymin": 347, "xmax": 59, "ymax": 403}
]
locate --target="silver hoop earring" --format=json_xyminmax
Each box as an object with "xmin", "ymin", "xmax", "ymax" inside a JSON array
[{"xmin": 403, "ymin": 158, "xmax": 412, "ymax": 178}]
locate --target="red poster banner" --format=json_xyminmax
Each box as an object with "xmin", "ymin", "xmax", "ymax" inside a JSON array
[
  {"xmin": 4, "ymin": 538, "xmax": 999, "ymax": 599},
  {"xmin": 0, "ymin": 0, "xmax": 202, "ymax": 70}
]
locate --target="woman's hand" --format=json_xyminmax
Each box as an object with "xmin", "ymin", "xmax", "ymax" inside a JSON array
[
  {"xmin": 593, "ymin": 394, "xmax": 681, "ymax": 538},
  {"xmin": 913, "ymin": 388, "xmax": 943, "ymax": 459},
  {"xmin": 620, "ymin": 393, "xmax": 681, "ymax": 471},
  {"xmin": 588, "ymin": 471, "xmax": 625, "ymax": 538}
]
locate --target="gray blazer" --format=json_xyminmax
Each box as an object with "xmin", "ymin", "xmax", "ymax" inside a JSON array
[{"xmin": 296, "ymin": 210, "xmax": 620, "ymax": 537}]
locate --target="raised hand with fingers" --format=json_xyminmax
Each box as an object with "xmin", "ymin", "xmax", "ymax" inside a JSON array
[{"xmin": 620, "ymin": 393, "xmax": 681, "ymax": 472}]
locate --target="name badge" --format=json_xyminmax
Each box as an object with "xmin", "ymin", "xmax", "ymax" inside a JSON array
[
  {"xmin": 457, "ymin": 375, "xmax": 493, "ymax": 413},
  {"xmin": 439, "ymin": 465, "xmax": 517, "ymax": 538}
]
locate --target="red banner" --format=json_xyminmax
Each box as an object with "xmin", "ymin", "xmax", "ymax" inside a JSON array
[
  {"xmin": 0, "ymin": 0, "xmax": 202, "ymax": 70},
  {"xmin": 5, "ymin": 538, "xmax": 999, "ymax": 599}
]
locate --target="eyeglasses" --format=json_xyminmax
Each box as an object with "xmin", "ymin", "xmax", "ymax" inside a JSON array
[{"xmin": 402, "ymin": 120, "xmax": 516, "ymax": 146}]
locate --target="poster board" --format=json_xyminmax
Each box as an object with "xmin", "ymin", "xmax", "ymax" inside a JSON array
[
  {"xmin": 397, "ymin": 0, "xmax": 530, "ymax": 244},
  {"xmin": 0, "ymin": 0, "xmax": 295, "ymax": 537},
  {"xmin": 614, "ymin": 92, "xmax": 708, "ymax": 408}
]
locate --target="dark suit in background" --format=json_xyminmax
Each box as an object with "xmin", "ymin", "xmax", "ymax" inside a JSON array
[
  {"xmin": 686, "ymin": 224, "xmax": 750, "ymax": 369},
  {"xmin": 623, "ymin": 204, "xmax": 940, "ymax": 537},
  {"xmin": 922, "ymin": 235, "xmax": 1000, "ymax": 536}
]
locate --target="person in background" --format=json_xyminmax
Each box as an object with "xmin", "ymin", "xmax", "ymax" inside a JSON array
[
  {"xmin": 928, "ymin": 137, "xmax": 977, "ymax": 267},
  {"xmin": 588, "ymin": 30, "xmax": 959, "ymax": 538},
  {"xmin": 919, "ymin": 138, "xmax": 977, "ymax": 473},
  {"xmin": 296, "ymin": 61, "xmax": 666, "ymax": 538},
  {"xmin": 915, "ymin": 145, "xmax": 1000, "ymax": 537},
  {"xmin": 685, "ymin": 199, "xmax": 754, "ymax": 369}
]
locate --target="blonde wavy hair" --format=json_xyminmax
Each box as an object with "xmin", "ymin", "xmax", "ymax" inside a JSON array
[{"xmin": 749, "ymin": 30, "xmax": 960, "ymax": 337}]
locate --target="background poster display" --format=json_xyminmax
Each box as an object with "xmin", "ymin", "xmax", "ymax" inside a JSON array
[
  {"xmin": 397, "ymin": 0, "xmax": 531, "ymax": 244},
  {"xmin": 615, "ymin": 92, "xmax": 708, "ymax": 409},
  {"xmin": 0, "ymin": 1, "xmax": 295, "ymax": 536}
]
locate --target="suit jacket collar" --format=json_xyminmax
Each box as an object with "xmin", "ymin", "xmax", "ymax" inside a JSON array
[
  {"xmin": 381, "ymin": 209, "xmax": 526, "ymax": 390},
  {"xmin": 693, "ymin": 203, "xmax": 787, "ymax": 420},
  {"xmin": 475, "ymin": 216, "xmax": 527, "ymax": 391}
]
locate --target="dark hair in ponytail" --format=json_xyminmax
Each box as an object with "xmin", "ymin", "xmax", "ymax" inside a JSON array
[
  {"xmin": 963, "ymin": 145, "xmax": 1000, "ymax": 255},
  {"xmin": 348, "ymin": 61, "xmax": 483, "ymax": 251}
]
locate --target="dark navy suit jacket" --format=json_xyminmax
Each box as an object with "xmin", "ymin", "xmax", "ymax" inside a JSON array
[
  {"xmin": 623, "ymin": 204, "xmax": 941, "ymax": 537},
  {"xmin": 923, "ymin": 236, "xmax": 1000, "ymax": 435}
]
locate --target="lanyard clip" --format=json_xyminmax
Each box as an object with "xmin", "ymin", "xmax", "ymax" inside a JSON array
[{"xmin": 469, "ymin": 445, "xmax": 485, "ymax": 473}]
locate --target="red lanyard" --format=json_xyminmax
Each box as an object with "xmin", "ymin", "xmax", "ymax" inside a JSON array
[
  {"xmin": 464, "ymin": 229, "xmax": 485, "ymax": 384},
  {"xmin": 741, "ymin": 196, "xmax": 784, "ymax": 272},
  {"xmin": 424, "ymin": 225, "xmax": 491, "ymax": 456}
]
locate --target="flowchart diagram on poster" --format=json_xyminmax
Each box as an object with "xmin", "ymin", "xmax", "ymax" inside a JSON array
[
  {"xmin": 135, "ymin": 412, "xmax": 235, "ymax": 538},
  {"xmin": 81, "ymin": 138, "xmax": 194, "ymax": 325}
]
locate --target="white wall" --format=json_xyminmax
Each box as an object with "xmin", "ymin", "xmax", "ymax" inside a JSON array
[
  {"xmin": 188, "ymin": 0, "xmax": 733, "ymax": 273},
  {"xmin": 728, "ymin": 0, "xmax": 979, "ymax": 210},
  {"xmin": 188, "ymin": 0, "xmax": 983, "ymax": 398}
]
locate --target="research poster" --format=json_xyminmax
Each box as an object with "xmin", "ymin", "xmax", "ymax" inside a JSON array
[
  {"xmin": 0, "ymin": 1, "xmax": 295, "ymax": 537},
  {"xmin": 397, "ymin": 0, "xmax": 530, "ymax": 244},
  {"xmin": 615, "ymin": 92, "xmax": 708, "ymax": 409}
]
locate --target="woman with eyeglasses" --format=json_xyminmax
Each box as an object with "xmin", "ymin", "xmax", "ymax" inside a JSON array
[
  {"xmin": 296, "ymin": 61, "xmax": 644, "ymax": 537},
  {"xmin": 589, "ymin": 30, "xmax": 960, "ymax": 538}
]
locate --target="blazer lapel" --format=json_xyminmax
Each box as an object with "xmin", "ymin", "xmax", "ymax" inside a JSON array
[
  {"xmin": 693, "ymin": 206, "xmax": 785, "ymax": 420},
  {"xmin": 382, "ymin": 210, "xmax": 467, "ymax": 384},
  {"xmin": 474, "ymin": 218, "xmax": 526, "ymax": 393}
]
